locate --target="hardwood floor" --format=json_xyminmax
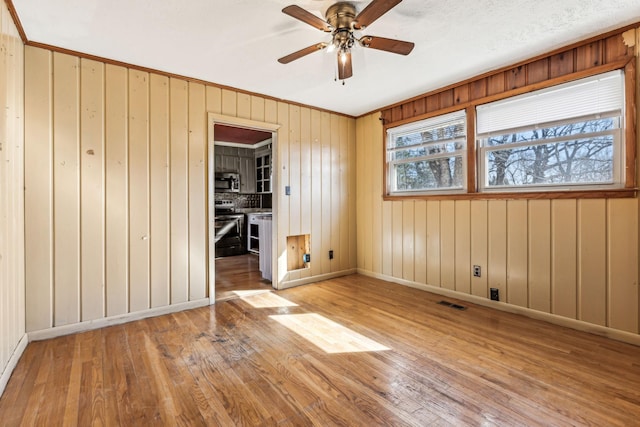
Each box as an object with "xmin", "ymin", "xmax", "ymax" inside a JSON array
[
  {"xmin": 2, "ymin": 274, "xmax": 640, "ymax": 426},
  {"xmin": 215, "ymin": 253, "xmax": 273, "ymax": 302}
]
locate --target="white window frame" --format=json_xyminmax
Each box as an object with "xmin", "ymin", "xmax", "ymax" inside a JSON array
[
  {"xmin": 386, "ymin": 110, "xmax": 467, "ymax": 196},
  {"xmin": 476, "ymin": 70, "xmax": 625, "ymax": 192}
]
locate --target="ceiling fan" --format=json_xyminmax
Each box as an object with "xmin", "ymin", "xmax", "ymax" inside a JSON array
[{"xmin": 277, "ymin": 0, "xmax": 415, "ymax": 81}]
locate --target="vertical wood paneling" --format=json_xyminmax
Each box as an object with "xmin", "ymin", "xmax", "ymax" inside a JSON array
[
  {"xmin": 169, "ymin": 78, "xmax": 189, "ymax": 304},
  {"xmin": 440, "ymin": 201, "xmax": 455, "ymax": 290},
  {"xmin": 470, "ymin": 200, "xmax": 488, "ymax": 297},
  {"xmin": 53, "ymin": 52, "xmax": 81, "ymax": 326},
  {"xmin": 251, "ymin": 95, "xmax": 265, "ymax": 122},
  {"xmin": 80, "ymin": 58, "xmax": 105, "ymax": 321},
  {"xmin": 414, "ymin": 201, "xmax": 427, "ymax": 284},
  {"xmin": 188, "ymin": 83, "xmax": 207, "ymax": 300},
  {"xmin": 356, "ymin": 27, "xmax": 639, "ymax": 339},
  {"xmin": 104, "ymin": 64, "xmax": 129, "ymax": 317},
  {"xmin": 348, "ymin": 118, "xmax": 357, "ymax": 270},
  {"xmin": 381, "ymin": 201, "xmax": 393, "ymax": 277},
  {"xmin": 23, "ymin": 44, "xmax": 358, "ymax": 338},
  {"xmin": 205, "ymin": 86, "xmax": 222, "ymax": 114},
  {"xmin": 299, "ymin": 107, "xmax": 312, "ymax": 278},
  {"xmin": 488, "ymin": 201, "xmax": 507, "ymax": 301},
  {"xmin": 607, "ymin": 199, "xmax": 638, "ymax": 333},
  {"xmin": 25, "ymin": 46, "xmax": 53, "ymax": 331},
  {"xmin": 128, "ymin": 69, "xmax": 150, "ymax": 312},
  {"xmin": 577, "ymin": 200, "xmax": 606, "ymax": 325},
  {"xmin": 287, "ymin": 105, "xmax": 301, "ymax": 281},
  {"xmin": 0, "ymin": 6, "xmax": 25, "ymax": 385},
  {"xmin": 330, "ymin": 115, "xmax": 341, "ymax": 273},
  {"xmin": 310, "ymin": 109, "xmax": 322, "ymax": 277},
  {"xmin": 288, "ymin": 106, "xmax": 301, "ymax": 237},
  {"xmin": 16, "ymin": 38, "xmax": 25, "ymax": 337},
  {"xmin": 527, "ymin": 58, "xmax": 549, "ymax": 84},
  {"xmin": 149, "ymin": 74, "xmax": 170, "ymax": 308},
  {"xmin": 506, "ymin": 200, "xmax": 528, "ymax": 307},
  {"xmin": 236, "ymin": 93, "xmax": 251, "ymax": 119},
  {"xmin": 355, "ymin": 114, "xmax": 366, "ymax": 270},
  {"xmin": 528, "ymin": 200, "xmax": 551, "ymax": 313},
  {"xmin": 0, "ymin": 5, "xmax": 8, "ymax": 370},
  {"xmin": 265, "ymin": 99, "xmax": 278, "ymax": 126},
  {"xmin": 454, "ymin": 200, "xmax": 471, "ymax": 294},
  {"xmin": 402, "ymin": 200, "xmax": 414, "ymax": 282},
  {"xmin": 339, "ymin": 116, "xmax": 350, "ymax": 272},
  {"xmin": 392, "ymin": 201, "xmax": 403, "ymax": 279},
  {"xmin": 426, "ymin": 201, "xmax": 440, "ymax": 286},
  {"xmin": 360, "ymin": 114, "xmax": 373, "ymax": 272},
  {"xmin": 551, "ymin": 200, "xmax": 577, "ymax": 318},
  {"xmin": 381, "ymin": 29, "xmax": 632, "ymax": 127},
  {"xmin": 370, "ymin": 114, "xmax": 383, "ymax": 274},
  {"xmin": 278, "ymin": 102, "xmax": 291, "ymax": 280},
  {"xmin": 320, "ymin": 111, "xmax": 331, "ymax": 275},
  {"xmin": 221, "ymin": 89, "xmax": 237, "ymax": 116}
]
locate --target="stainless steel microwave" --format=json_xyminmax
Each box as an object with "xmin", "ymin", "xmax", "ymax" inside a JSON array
[{"xmin": 214, "ymin": 172, "xmax": 240, "ymax": 192}]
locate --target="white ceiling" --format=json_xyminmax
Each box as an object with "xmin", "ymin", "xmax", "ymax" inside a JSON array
[{"xmin": 12, "ymin": 0, "xmax": 640, "ymax": 116}]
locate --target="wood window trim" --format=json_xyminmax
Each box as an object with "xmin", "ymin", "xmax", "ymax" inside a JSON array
[{"xmin": 382, "ymin": 60, "xmax": 637, "ymax": 202}]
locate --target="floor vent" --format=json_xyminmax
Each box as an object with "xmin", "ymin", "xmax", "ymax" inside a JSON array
[{"xmin": 438, "ymin": 300, "xmax": 467, "ymax": 311}]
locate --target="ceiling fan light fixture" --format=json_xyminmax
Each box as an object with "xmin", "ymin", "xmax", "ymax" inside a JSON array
[
  {"xmin": 278, "ymin": 0, "xmax": 414, "ymax": 80},
  {"xmin": 340, "ymin": 49, "xmax": 349, "ymax": 65}
]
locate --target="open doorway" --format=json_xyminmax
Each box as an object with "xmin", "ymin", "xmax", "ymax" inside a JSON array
[{"xmin": 207, "ymin": 114, "xmax": 280, "ymax": 303}]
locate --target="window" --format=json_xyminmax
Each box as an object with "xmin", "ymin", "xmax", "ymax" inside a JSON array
[
  {"xmin": 384, "ymin": 69, "xmax": 632, "ymax": 199},
  {"xmin": 476, "ymin": 70, "xmax": 625, "ymax": 191},
  {"xmin": 386, "ymin": 110, "xmax": 467, "ymax": 195}
]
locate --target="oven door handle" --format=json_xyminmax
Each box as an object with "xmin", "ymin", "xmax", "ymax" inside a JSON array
[{"xmin": 214, "ymin": 220, "xmax": 238, "ymax": 243}]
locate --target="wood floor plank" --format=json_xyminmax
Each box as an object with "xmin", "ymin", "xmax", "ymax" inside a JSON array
[{"xmin": 2, "ymin": 270, "xmax": 640, "ymax": 426}]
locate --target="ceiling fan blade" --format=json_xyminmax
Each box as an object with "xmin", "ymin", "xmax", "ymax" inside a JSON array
[
  {"xmin": 282, "ymin": 5, "xmax": 332, "ymax": 32},
  {"xmin": 359, "ymin": 36, "xmax": 414, "ymax": 55},
  {"xmin": 278, "ymin": 43, "xmax": 328, "ymax": 64},
  {"xmin": 353, "ymin": 0, "xmax": 402, "ymax": 29},
  {"xmin": 338, "ymin": 51, "xmax": 353, "ymax": 80}
]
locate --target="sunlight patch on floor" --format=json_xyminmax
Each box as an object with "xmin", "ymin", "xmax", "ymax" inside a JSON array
[
  {"xmin": 234, "ymin": 290, "xmax": 299, "ymax": 308},
  {"xmin": 269, "ymin": 313, "xmax": 390, "ymax": 354}
]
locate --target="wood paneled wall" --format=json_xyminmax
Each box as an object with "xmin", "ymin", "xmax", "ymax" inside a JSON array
[
  {"xmin": 24, "ymin": 46, "xmax": 356, "ymax": 333},
  {"xmin": 0, "ymin": 0, "xmax": 25, "ymax": 391},
  {"xmin": 381, "ymin": 29, "xmax": 634, "ymax": 126},
  {"xmin": 357, "ymin": 112, "xmax": 639, "ymax": 334},
  {"xmin": 357, "ymin": 28, "xmax": 640, "ymax": 336}
]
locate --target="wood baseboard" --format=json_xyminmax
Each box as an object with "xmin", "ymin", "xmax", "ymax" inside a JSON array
[
  {"xmin": 279, "ymin": 268, "xmax": 357, "ymax": 290},
  {"xmin": 0, "ymin": 333, "xmax": 28, "ymax": 398},
  {"xmin": 27, "ymin": 299, "xmax": 211, "ymax": 342},
  {"xmin": 357, "ymin": 268, "xmax": 640, "ymax": 347}
]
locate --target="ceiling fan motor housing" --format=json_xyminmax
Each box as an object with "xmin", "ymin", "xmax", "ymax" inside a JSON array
[
  {"xmin": 326, "ymin": 3, "xmax": 357, "ymax": 50},
  {"xmin": 325, "ymin": 2, "xmax": 357, "ymax": 29}
]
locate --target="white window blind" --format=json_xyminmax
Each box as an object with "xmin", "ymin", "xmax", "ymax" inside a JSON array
[
  {"xmin": 476, "ymin": 70, "xmax": 624, "ymax": 135},
  {"xmin": 387, "ymin": 110, "xmax": 466, "ymax": 147}
]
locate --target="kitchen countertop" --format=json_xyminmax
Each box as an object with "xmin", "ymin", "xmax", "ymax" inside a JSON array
[{"xmin": 235, "ymin": 208, "xmax": 272, "ymax": 214}]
